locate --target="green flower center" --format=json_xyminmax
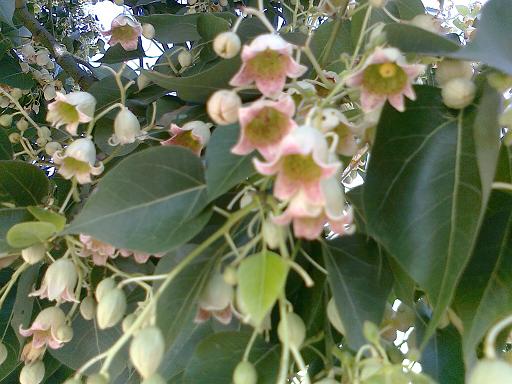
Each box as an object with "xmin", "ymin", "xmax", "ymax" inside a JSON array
[
  {"xmin": 282, "ymin": 154, "xmax": 322, "ymax": 182},
  {"xmin": 246, "ymin": 49, "xmax": 288, "ymax": 78},
  {"xmin": 112, "ymin": 25, "xmax": 138, "ymax": 42},
  {"xmin": 245, "ymin": 107, "xmax": 289, "ymax": 146},
  {"xmin": 63, "ymin": 157, "xmax": 91, "ymax": 172},
  {"xmin": 171, "ymin": 131, "xmax": 202, "ymax": 153},
  {"xmin": 362, "ymin": 62, "xmax": 407, "ymax": 95},
  {"xmin": 56, "ymin": 101, "xmax": 79, "ymax": 124}
]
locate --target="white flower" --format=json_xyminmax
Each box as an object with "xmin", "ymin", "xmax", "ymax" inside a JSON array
[
  {"xmin": 46, "ymin": 92, "xmax": 96, "ymax": 135},
  {"xmin": 52, "ymin": 138, "xmax": 103, "ymax": 184},
  {"xmin": 29, "ymin": 259, "xmax": 78, "ymax": 302},
  {"xmin": 110, "ymin": 107, "xmax": 142, "ymax": 145}
]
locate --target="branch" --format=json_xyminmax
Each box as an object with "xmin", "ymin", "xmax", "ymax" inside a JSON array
[{"xmin": 14, "ymin": 0, "xmax": 97, "ymax": 90}]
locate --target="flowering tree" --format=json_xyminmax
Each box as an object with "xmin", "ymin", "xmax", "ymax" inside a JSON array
[{"xmin": 1, "ymin": 0, "xmax": 512, "ymax": 383}]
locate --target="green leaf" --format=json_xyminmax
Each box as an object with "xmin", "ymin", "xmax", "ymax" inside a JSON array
[
  {"xmin": 363, "ymin": 86, "xmax": 500, "ymax": 344},
  {"xmin": 0, "ymin": 129, "xmax": 12, "ymax": 160},
  {"xmin": 205, "ymin": 124, "xmax": 256, "ymax": 201},
  {"xmin": 142, "ymin": 58, "xmax": 241, "ymax": 103},
  {"xmin": 67, "ymin": 146, "xmax": 210, "ymax": 254},
  {"xmin": 0, "ymin": 54, "xmax": 34, "ymax": 89},
  {"xmin": 27, "ymin": 206, "xmax": 66, "ymax": 232},
  {"xmin": 237, "ymin": 251, "xmax": 289, "ymax": 326},
  {"xmin": 0, "ymin": 161, "xmax": 49, "ymax": 206},
  {"xmin": 455, "ymin": 5, "xmax": 470, "ymax": 16},
  {"xmin": 322, "ymin": 235, "xmax": 393, "ymax": 350},
  {"xmin": 0, "ymin": 208, "xmax": 31, "ymax": 254},
  {"xmin": 384, "ymin": 24, "xmax": 460, "ymax": 55},
  {"xmin": 183, "ymin": 332, "xmax": 280, "ymax": 384},
  {"xmin": 99, "ymin": 44, "xmax": 145, "ymax": 64},
  {"xmin": 454, "ymin": 190, "xmax": 512, "ymax": 367},
  {"xmin": 311, "ymin": 19, "xmax": 353, "ymax": 71},
  {"xmin": 0, "ymin": 0, "xmax": 15, "ymax": 26},
  {"xmin": 396, "ymin": 0, "xmax": 425, "ymax": 20},
  {"xmin": 197, "ymin": 13, "xmax": 231, "ymax": 41},
  {"xmin": 6, "ymin": 221, "xmax": 56, "ymax": 248},
  {"xmin": 138, "ymin": 14, "xmax": 202, "ymax": 44},
  {"xmin": 10, "ymin": 264, "xmax": 40, "ymax": 344}
]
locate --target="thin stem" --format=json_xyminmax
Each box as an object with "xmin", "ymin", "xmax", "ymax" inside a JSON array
[
  {"xmin": 492, "ymin": 182, "xmax": 512, "ymax": 192},
  {"xmin": 290, "ymin": 346, "xmax": 311, "ymax": 384},
  {"xmin": 0, "ymin": 263, "xmax": 29, "ymax": 310},
  {"xmin": 350, "ymin": 5, "xmax": 372, "ymax": 68},
  {"xmin": 59, "ymin": 178, "xmax": 77, "ymax": 214},
  {"xmin": 0, "ymin": 87, "xmax": 42, "ymax": 131},
  {"xmin": 302, "ymin": 46, "xmax": 330, "ymax": 86},
  {"xmin": 118, "ymin": 274, "xmax": 168, "ymax": 288},
  {"xmin": 243, "ymin": 328, "xmax": 259, "ymax": 361},
  {"xmin": 276, "ymin": 297, "xmax": 291, "ymax": 384},
  {"xmin": 243, "ymin": 8, "xmax": 275, "ymax": 33},
  {"xmin": 86, "ymin": 103, "xmax": 124, "ymax": 136}
]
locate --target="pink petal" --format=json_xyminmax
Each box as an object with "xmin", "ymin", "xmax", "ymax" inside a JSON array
[
  {"xmin": 402, "ymin": 83, "xmax": 416, "ymax": 100},
  {"xmin": 345, "ymin": 70, "xmax": 364, "ymax": 87},
  {"xmin": 360, "ymin": 90, "xmax": 386, "ymax": 112},
  {"xmin": 293, "ymin": 216, "xmax": 325, "ymax": 240},
  {"xmin": 388, "ymin": 93, "xmax": 406, "ymax": 112},
  {"xmin": 19, "ymin": 326, "xmax": 34, "ymax": 338},
  {"xmin": 253, "ymin": 157, "xmax": 281, "ymax": 176},
  {"xmin": 229, "ymin": 66, "xmax": 254, "ymax": 87},
  {"xmin": 212, "ymin": 306, "xmax": 233, "ymax": 325},
  {"xmin": 120, "ymin": 39, "xmax": 139, "ymax": 52},
  {"xmin": 194, "ymin": 308, "xmax": 211, "ymax": 324},
  {"xmin": 273, "ymin": 173, "xmax": 300, "ymax": 200},
  {"xmin": 286, "ymin": 58, "xmax": 308, "ymax": 78},
  {"xmin": 255, "ymin": 76, "xmax": 287, "ymax": 98}
]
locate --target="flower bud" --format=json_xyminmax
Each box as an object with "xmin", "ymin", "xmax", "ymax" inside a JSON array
[
  {"xmin": 36, "ymin": 137, "xmax": 48, "ymax": 147},
  {"xmin": 142, "ymin": 23, "xmax": 155, "ymax": 39},
  {"xmin": 112, "ymin": 107, "xmax": 141, "ymax": 145},
  {"xmin": 97, "ymin": 288, "xmax": 126, "ymax": 329},
  {"xmin": 0, "ymin": 341, "xmax": 7, "ymax": 365},
  {"xmin": 327, "ymin": 298, "xmax": 345, "ymax": 335},
  {"xmin": 45, "ymin": 141, "xmax": 62, "ymax": 156},
  {"xmin": 178, "ymin": 51, "xmax": 192, "ymax": 68},
  {"xmin": 64, "ymin": 138, "xmax": 97, "ymax": 164},
  {"xmin": 129, "ymin": 326, "xmax": 165, "ymax": 379},
  {"xmin": 86, "ymin": 373, "xmax": 109, "ymax": 384},
  {"xmin": 142, "ymin": 374, "xmax": 166, "ymax": 384},
  {"xmin": 442, "ymin": 78, "xmax": 476, "ymax": 109},
  {"xmin": 369, "ymin": 0, "xmax": 386, "ymax": 8},
  {"xmin": 80, "ymin": 296, "xmax": 96, "ymax": 320},
  {"xmin": 95, "ymin": 278, "xmax": 116, "ymax": 302},
  {"xmin": 20, "ymin": 361, "xmax": 45, "ymax": 384},
  {"xmin": 233, "ymin": 361, "xmax": 257, "ymax": 384},
  {"xmin": 277, "ymin": 312, "xmax": 306, "ymax": 348},
  {"xmin": 122, "ymin": 313, "xmax": 136, "ymax": 332},
  {"xmin": 0, "ymin": 114, "xmax": 12, "ymax": 127},
  {"xmin": 9, "ymin": 132, "xmax": 21, "ymax": 143},
  {"xmin": 468, "ymin": 359, "xmax": 512, "ymax": 384},
  {"xmin": 38, "ymin": 126, "xmax": 52, "ymax": 139},
  {"xmin": 213, "ymin": 32, "xmax": 241, "ymax": 59},
  {"xmin": 21, "ymin": 243, "xmax": 46, "ymax": 265},
  {"xmin": 223, "ymin": 266, "xmax": 238, "ymax": 286},
  {"xmin": 207, "ymin": 90, "xmax": 241, "ymax": 125},
  {"xmin": 30, "ymin": 258, "xmax": 78, "ymax": 302},
  {"xmin": 17, "ymin": 118, "xmax": 29, "ymax": 132},
  {"xmin": 262, "ymin": 218, "xmax": 283, "ymax": 249},
  {"xmin": 55, "ymin": 324, "xmax": 73, "ymax": 343},
  {"xmin": 436, "ymin": 60, "xmax": 473, "ymax": 86}
]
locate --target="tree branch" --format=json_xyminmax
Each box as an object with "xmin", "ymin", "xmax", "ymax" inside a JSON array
[{"xmin": 14, "ymin": 0, "xmax": 97, "ymax": 90}]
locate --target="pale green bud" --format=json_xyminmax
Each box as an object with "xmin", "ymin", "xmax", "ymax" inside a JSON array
[
  {"xmin": 129, "ymin": 326, "xmax": 165, "ymax": 379},
  {"xmin": 178, "ymin": 50, "xmax": 192, "ymax": 68},
  {"xmin": 55, "ymin": 324, "xmax": 74, "ymax": 343},
  {"xmin": 0, "ymin": 342, "xmax": 7, "ymax": 365},
  {"xmin": 97, "ymin": 288, "xmax": 126, "ymax": 329},
  {"xmin": 20, "ymin": 361, "xmax": 45, "ymax": 384},
  {"xmin": 122, "ymin": 313, "xmax": 136, "ymax": 332},
  {"xmin": 16, "ymin": 118, "xmax": 29, "ymax": 132},
  {"xmin": 0, "ymin": 114, "xmax": 12, "ymax": 127},
  {"xmin": 213, "ymin": 32, "xmax": 241, "ymax": 59},
  {"xmin": 80, "ymin": 296, "xmax": 96, "ymax": 320},
  {"xmin": 21, "ymin": 243, "xmax": 46, "ymax": 265},
  {"xmin": 468, "ymin": 359, "xmax": 512, "ymax": 384},
  {"xmin": 95, "ymin": 278, "xmax": 116, "ymax": 302},
  {"xmin": 442, "ymin": 78, "xmax": 476, "ymax": 109},
  {"xmin": 233, "ymin": 361, "xmax": 257, "ymax": 384},
  {"xmin": 277, "ymin": 312, "xmax": 306, "ymax": 348}
]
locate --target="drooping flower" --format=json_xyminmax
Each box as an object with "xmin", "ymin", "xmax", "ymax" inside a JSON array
[
  {"xmin": 346, "ymin": 47, "xmax": 424, "ymax": 112},
  {"xmin": 161, "ymin": 121, "xmax": 212, "ymax": 155},
  {"xmin": 29, "ymin": 259, "xmax": 78, "ymax": 303},
  {"xmin": 195, "ymin": 271, "xmax": 234, "ymax": 325},
  {"xmin": 232, "ymin": 95, "xmax": 297, "ymax": 159},
  {"xmin": 46, "ymin": 92, "xmax": 96, "ymax": 135},
  {"xmin": 104, "ymin": 15, "xmax": 142, "ymax": 51},
  {"xmin": 19, "ymin": 307, "xmax": 67, "ymax": 362},
  {"xmin": 254, "ymin": 125, "xmax": 340, "ymax": 202},
  {"xmin": 52, "ymin": 138, "xmax": 103, "ymax": 184},
  {"xmin": 118, "ymin": 248, "xmax": 164, "ymax": 264},
  {"xmin": 79, "ymin": 234, "xmax": 116, "ymax": 266},
  {"xmin": 110, "ymin": 106, "xmax": 142, "ymax": 145},
  {"xmin": 230, "ymin": 34, "xmax": 307, "ymax": 98}
]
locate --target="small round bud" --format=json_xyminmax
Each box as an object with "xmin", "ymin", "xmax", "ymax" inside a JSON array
[
  {"xmin": 37, "ymin": 126, "xmax": 52, "ymax": 139},
  {"xmin": 369, "ymin": 0, "xmax": 386, "ymax": 8},
  {"xmin": 0, "ymin": 342, "xmax": 7, "ymax": 365},
  {"xmin": 95, "ymin": 278, "xmax": 116, "ymax": 302},
  {"xmin": 468, "ymin": 359, "xmax": 512, "ymax": 384},
  {"xmin": 442, "ymin": 78, "xmax": 476, "ymax": 109},
  {"xmin": 178, "ymin": 50, "xmax": 192, "ymax": 68},
  {"xmin": 55, "ymin": 324, "xmax": 73, "ymax": 343},
  {"xmin": 277, "ymin": 312, "xmax": 306, "ymax": 348},
  {"xmin": 213, "ymin": 32, "xmax": 241, "ymax": 59},
  {"xmin": 11, "ymin": 88, "xmax": 23, "ymax": 100},
  {"xmin": 80, "ymin": 296, "xmax": 96, "ymax": 320},
  {"xmin": 129, "ymin": 326, "xmax": 165, "ymax": 379},
  {"xmin": 206, "ymin": 90, "xmax": 241, "ymax": 125},
  {"xmin": 142, "ymin": 374, "xmax": 166, "ymax": 384},
  {"xmin": 122, "ymin": 313, "xmax": 136, "ymax": 332},
  {"xmin": 262, "ymin": 218, "xmax": 283, "ymax": 250},
  {"xmin": 16, "ymin": 118, "xmax": 29, "ymax": 132},
  {"xmin": 223, "ymin": 266, "xmax": 238, "ymax": 286},
  {"xmin": 9, "ymin": 132, "xmax": 21, "ymax": 143},
  {"xmin": 86, "ymin": 373, "xmax": 108, "ymax": 384},
  {"xmin": 436, "ymin": 60, "xmax": 473, "ymax": 86},
  {"xmin": 45, "ymin": 141, "xmax": 62, "ymax": 156},
  {"xmin": 36, "ymin": 137, "xmax": 47, "ymax": 147},
  {"xmin": 97, "ymin": 288, "xmax": 126, "ymax": 329},
  {"xmin": 21, "ymin": 243, "xmax": 46, "ymax": 264},
  {"xmin": 20, "ymin": 361, "xmax": 45, "ymax": 384},
  {"xmin": 233, "ymin": 361, "xmax": 257, "ymax": 384},
  {"xmin": 0, "ymin": 114, "xmax": 13, "ymax": 127},
  {"xmin": 326, "ymin": 298, "xmax": 345, "ymax": 335},
  {"xmin": 142, "ymin": 23, "xmax": 155, "ymax": 39}
]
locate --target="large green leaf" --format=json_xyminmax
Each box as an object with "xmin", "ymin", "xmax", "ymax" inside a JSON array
[
  {"xmin": 395, "ymin": 0, "xmax": 425, "ymax": 20},
  {"xmin": 0, "ymin": 0, "xmax": 14, "ymax": 26},
  {"xmin": 237, "ymin": 251, "xmax": 289, "ymax": 327},
  {"xmin": 384, "ymin": 24, "xmax": 460, "ymax": 55},
  {"xmin": 10, "ymin": 264, "xmax": 39, "ymax": 344},
  {"xmin": 99, "ymin": 44, "xmax": 145, "ymax": 64},
  {"xmin": 0, "ymin": 55, "xmax": 34, "ymax": 89},
  {"xmin": 0, "ymin": 208, "xmax": 32, "ymax": 254},
  {"xmin": 67, "ymin": 146, "xmax": 210, "ymax": 254},
  {"xmin": 0, "ymin": 161, "xmax": 50, "ymax": 206},
  {"xmin": 138, "ymin": 14, "xmax": 202, "ymax": 44},
  {"xmin": 6, "ymin": 221, "xmax": 56, "ymax": 248},
  {"xmin": 311, "ymin": 19, "xmax": 353, "ymax": 71},
  {"xmin": 142, "ymin": 58, "xmax": 241, "ymax": 103},
  {"xmin": 0, "ymin": 129, "xmax": 12, "ymax": 160},
  {"xmin": 183, "ymin": 332, "xmax": 280, "ymax": 384},
  {"xmin": 363, "ymin": 86, "xmax": 500, "ymax": 343},
  {"xmin": 322, "ymin": 235, "xmax": 393, "ymax": 350},
  {"xmin": 205, "ymin": 124, "xmax": 256, "ymax": 201}
]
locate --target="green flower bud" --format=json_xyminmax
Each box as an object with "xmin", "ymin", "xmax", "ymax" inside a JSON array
[
  {"xmin": 436, "ymin": 60, "xmax": 473, "ymax": 86},
  {"xmin": 45, "ymin": 141, "xmax": 62, "ymax": 156},
  {"xmin": 129, "ymin": 326, "xmax": 165, "ymax": 379},
  {"xmin": 0, "ymin": 114, "xmax": 12, "ymax": 127},
  {"xmin": 80, "ymin": 296, "xmax": 96, "ymax": 320},
  {"xmin": 0, "ymin": 341, "xmax": 7, "ymax": 365},
  {"xmin": 213, "ymin": 32, "xmax": 241, "ymax": 59},
  {"xmin": 97, "ymin": 288, "xmax": 126, "ymax": 329},
  {"xmin": 8, "ymin": 132, "xmax": 20, "ymax": 143},
  {"xmin": 55, "ymin": 324, "xmax": 74, "ymax": 343},
  {"xmin": 122, "ymin": 313, "xmax": 136, "ymax": 332},
  {"xmin": 468, "ymin": 359, "xmax": 512, "ymax": 384},
  {"xmin": 142, "ymin": 23, "xmax": 155, "ymax": 40},
  {"xmin": 16, "ymin": 118, "xmax": 29, "ymax": 132},
  {"xmin": 21, "ymin": 243, "xmax": 46, "ymax": 265},
  {"xmin": 20, "ymin": 361, "xmax": 45, "ymax": 384},
  {"xmin": 178, "ymin": 51, "xmax": 192, "ymax": 68},
  {"xmin": 95, "ymin": 278, "xmax": 116, "ymax": 302},
  {"xmin": 278, "ymin": 312, "xmax": 306, "ymax": 348},
  {"xmin": 442, "ymin": 78, "xmax": 476, "ymax": 109},
  {"xmin": 233, "ymin": 361, "xmax": 257, "ymax": 384},
  {"xmin": 223, "ymin": 266, "xmax": 238, "ymax": 286}
]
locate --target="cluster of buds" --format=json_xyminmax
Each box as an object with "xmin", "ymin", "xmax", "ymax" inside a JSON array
[{"xmin": 436, "ymin": 59, "xmax": 476, "ymax": 109}]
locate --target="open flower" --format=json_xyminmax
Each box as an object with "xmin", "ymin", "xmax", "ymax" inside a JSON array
[
  {"xmin": 230, "ymin": 34, "xmax": 307, "ymax": 98},
  {"xmin": 232, "ymin": 95, "xmax": 297, "ymax": 159},
  {"xmin": 346, "ymin": 47, "xmax": 424, "ymax": 112},
  {"xmin": 104, "ymin": 15, "xmax": 142, "ymax": 51},
  {"xmin": 46, "ymin": 92, "xmax": 96, "ymax": 135},
  {"xmin": 79, "ymin": 234, "xmax": 116, "ymax": 265},
  {"xmin": 52, "ymin": 138, "xmax": 103, "ymax": 184},
  {"xmin": 29, "ymin": 259, "xmax": 78, "ymax": 303},
  {"xmin": 19, "ymin": 307, "xmax": 67, "ymax": 361},
  {"xmin": 118, "ymin": 249, "xmax": 164, "ymax": 264},
  {"xmin": 254, "ymin": 125, "xmax": 340, "ymax": 202},
  {"xmin": 195, "ymin": 271, "xmax": 234, "ymax": 325},
  {"xmin": 161, "ymin": 121, "xmax": 212, "ymax": 155}
]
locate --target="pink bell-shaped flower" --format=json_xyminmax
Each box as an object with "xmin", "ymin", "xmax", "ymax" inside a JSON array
[
  {"xmin": 104, "ymin": 15, "xmax": 142, "ymax": 51},
  {"xmin": 161, "ymin": 121, "xmax": 212, "ymax": 155}
]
